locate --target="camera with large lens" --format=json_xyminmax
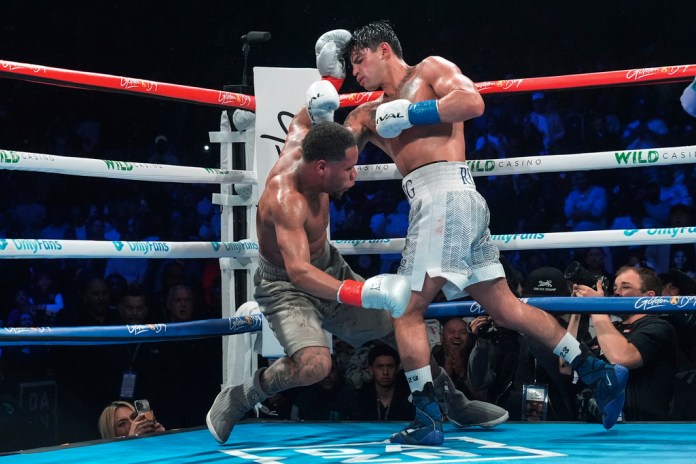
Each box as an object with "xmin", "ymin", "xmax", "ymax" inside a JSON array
[
  {"xmin": 477, "ymin": 319, "xmax": 496, "ymax": 337},
  {"xmin": 575, "ymin": 387, "xmax": 602, "ymax": 423},
  {"xmin": 564, "ymin": 261, "xmax": 609, "ymax": 293},
  {"xmin": 477, "ymin": 320, "xmax": 518, "ymax": 345}
]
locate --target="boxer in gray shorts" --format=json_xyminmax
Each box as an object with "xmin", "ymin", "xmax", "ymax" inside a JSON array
[
  {"xmin": 207, "ymin": 110, "xmax": 412, "ymax": 444},
  {"xmin": 255, "ymin": 242, "xmax": 393, "ymax": 358}
]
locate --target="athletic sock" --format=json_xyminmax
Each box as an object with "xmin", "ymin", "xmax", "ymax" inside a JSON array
[
  {"xmin": 553, "ymin": 332, "xmax": 583, "ymax": 366},
  {"xmin": 405, "ymin": 365, "xmax": 432, "ymax": 393}
]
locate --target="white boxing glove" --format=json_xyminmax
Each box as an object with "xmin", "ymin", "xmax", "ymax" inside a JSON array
[
  {"xmin": 232, "ymin": 109, "xmax": 256, "ymax": 131},
  {"xmin": 375, "ymin": 98, "xmax": 442, "ymax": 138},
  {"xmin": 316, "ymin": 29, "xmax": 352, "ymax": 91},
  {"xmin": 232, "ymin": 183, "xmax": 253, "ymax": 200},
  {"xmin": 681, "ymin": 76, "xmax": 696, "ymax": 117},
  {"xmin": 306, "ymin": 80, "xmax": 340, "ymax": 125},
  {"xmin": 337, "ymin": 274, "xmax": 411, "ymax": 318}
]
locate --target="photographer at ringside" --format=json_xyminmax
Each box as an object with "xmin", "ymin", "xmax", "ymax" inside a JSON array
[
  {"xmin": 563, "ymin": 265, "xmax": 678, "ymax": 421},
  {"xmin": 467, "ymin": 266, "xmax": 578, "ymax": 421}
]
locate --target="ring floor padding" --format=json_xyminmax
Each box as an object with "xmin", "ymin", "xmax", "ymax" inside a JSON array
[{"xmin": 2, "ymin": 421, "xmax": 695, "ymax": 463}]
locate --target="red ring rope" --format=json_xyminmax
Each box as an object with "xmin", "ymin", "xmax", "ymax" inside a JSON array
[
  {"xmin": 1, "ymin": 59, "xmax": 694, "ymax": 110},
  {"xmin": 0, "ymin": 60, "xmax": 256, "ymax": 110},
  {"xmin": 338, "ymin": 64, "xmax": 696, "ymax": 107}
]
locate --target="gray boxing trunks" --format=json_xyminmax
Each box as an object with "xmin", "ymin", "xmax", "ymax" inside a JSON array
[{"xmin": 254, "ymin": 242, "xmax": 394, "ymax": 357}]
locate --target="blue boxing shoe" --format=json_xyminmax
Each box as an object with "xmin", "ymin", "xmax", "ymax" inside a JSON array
[
  {"xmin": 390, "ymin": 382, "xmax": 444, "ymax": 446},
  {"xmin": 573, "ymin": 355, "xmax": 628, "ymax": 429}
]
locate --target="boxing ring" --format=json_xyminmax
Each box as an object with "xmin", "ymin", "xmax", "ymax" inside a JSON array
[{"xmin": 1, "ymin": 58, "xmax": 696, "ymax": 462}]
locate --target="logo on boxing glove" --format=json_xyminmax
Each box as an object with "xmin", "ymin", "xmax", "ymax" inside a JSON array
[
  {"xmin": 377, "ymin": 111, "xmax": 406, "ymax": 124},
  {"xmin": 306, "ymin": 80, "xmax": 339, "ymax": 125}
]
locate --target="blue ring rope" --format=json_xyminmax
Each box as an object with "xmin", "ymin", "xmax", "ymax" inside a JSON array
[
  {"xmin": 0, "ymin": 314, "xmax": 262, "ymax": 346},
  {"xmin": 2, "ymin": 296, "xmax": 694, "ymax": 345},
  {"xmin": 426, "ymin": 296, "xmax": 696, "ymax": 318}
]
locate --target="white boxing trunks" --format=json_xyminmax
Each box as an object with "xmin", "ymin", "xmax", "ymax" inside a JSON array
[{"xmin": 397, "ymin": 161, "xmax": 505, "ymax": 299}]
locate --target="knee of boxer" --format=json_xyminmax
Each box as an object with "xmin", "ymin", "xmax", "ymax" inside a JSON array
[{"xmin": 292, "ymin": 348, "xmax": 333, "ymax": 385}]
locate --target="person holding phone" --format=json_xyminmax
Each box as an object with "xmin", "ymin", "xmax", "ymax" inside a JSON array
[{"xmin": 98, "ymin": 400, "xmax": 165, "ymax": 439}]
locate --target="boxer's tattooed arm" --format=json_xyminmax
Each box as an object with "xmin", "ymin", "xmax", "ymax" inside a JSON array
[{"xmin": 344, "ymin": 103, "xmax": 378, "ymax": 151}]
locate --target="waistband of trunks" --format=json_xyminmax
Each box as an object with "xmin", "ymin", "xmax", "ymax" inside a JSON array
[
  {"xmin": 401, "ymin": 161, "xmax": 476, "ymax": 193},
  {"xmin": 257, "ymin": 241, "xmax": 331, "ymax": 280}
]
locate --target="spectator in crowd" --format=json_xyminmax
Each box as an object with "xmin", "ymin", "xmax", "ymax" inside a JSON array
[
  {"xmin": 54, "ymin": 279, "xmax": 126, "ymax": 443},
  {"xmin": 524, "ymin": 92, "xmax": 565, "ymax": 155},
  {"xmin": 56, "ymin": 277, "xmax": 120, "ymax": 327},
  {"xmin": 164, "ymin": 284, "xmax": 196, "ymax": 322},
  {"xmin": 645, "ymin": 204, "xmax": 696, "ymax": 273},
  {"xmin": 659, "ymin": 269, "xmax": 696, "ymax": 421},
  {"xmin": 39, "ymin": 203, "xmax": 69, "ymax": 239},
  {"xmin": 584, "ymin": 112, "xmax": 621, "ymax": 153},
  {"xmin": 669, "ymin": 244, "xmax": 696, "ymax": 279},
  {"xmin": 147, "ymin": 260, "xmax": 188, "ymax": 313},
  {"xmin": 350, "ymin": 344, "xmax": 414, "ymax": 421},
  {"xmin": 432, "ymin": 318, "xmax": 483, "ymax": 401},
  {"xmin": 566, "ymin": 266, "xmax": 678, "ymax": 421},
  {"xmin": 154, "ymin": 285, "xmax": 222, "ymax": 428},
  {"xmin": 660, "ymin": 268, "xmax": 696, "ymax": 298},
  {"xmin": 571, "ymin": 247, "xmax": 612, "ymax": 283},
  {"xmin": 509, "ymin": 174, "xmax": 558, "ymax": 234},
  {"xmin": 332, "ymin": 337, "xmax": 378, "ymax": 391},
  {"xmin": 74, "ymin": 119, "xmax": 102, "ymax": 156},
  {"xmin": 146, "ymin": 134, "xmax": 182, "ymax": 165},
  {"xmin": 12, "ymin": 195, "xmax": 47, "ymax": 238},
  {"xmin": 291, "ymin": 356, "xmax": 352, "ymax": 421},
  {"xmin": 27, "ymin": 268, "xmax": 64, "ymax": 325},
  {"xmin": 118, "ymin": 286, "xmax": 151, "ymax": 325},
  {"xmin": 97, "ymin": 401, "xmax": 165, "ymax": 439},
  {"xmin": 6, "ymin": 288, "xmax": 33, "ymax": 327},
  {"xmin": 621, "ymin": 98, "xmax": 668, "ymax": 150},
  {"xmin": 64, "ymin": 205, "xmax": 88, "ymax": 240},
  {"xmin": 563, "ymin": 171, "xmax": 608, "ymax": 231},
  {"xmin": 642, "ymin": 181, "xmax": 673, "ymax": 227},
  {"xmin": 473, "ymin": 115, "xmax": 511, "ymax": 159},
  {"xmin": 657, "ymin": 167, "xmax": 693, "ymax": 208},
  {"xmin": 105, "ymin": 273, "xmax": 128, "ymax": 313},
  {"xmin": 660, "ymin": 268, "xmax": 696, "ymax": 373}
]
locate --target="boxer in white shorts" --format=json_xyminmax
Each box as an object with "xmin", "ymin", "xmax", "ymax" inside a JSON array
[
  {"xmin": 307, "ymin": 20, "xmax": 628, "ymax": 445},
  {"xmin": 398, "ymin": 161, "xmax": 504, "ymax": 299}
]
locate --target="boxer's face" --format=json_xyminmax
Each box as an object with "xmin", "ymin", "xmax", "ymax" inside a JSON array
[
  {"xmin": 351, "ymin": 46, "xmax": 384, "ymax": 91},
  {"xmin": 326, "ymin": 146, "xmax": 358, "ymax": 199}
]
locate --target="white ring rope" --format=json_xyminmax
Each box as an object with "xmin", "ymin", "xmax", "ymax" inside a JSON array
[
  {"xmin": 0, "ymin": 238, "xmax": 258, "ymax": 259},
  {"xmin": 356, "ymin": 145, "xmax": 696, "ymax": 181},
  {"xmin": 1, "ymin": 224, "xmax": 694, "ymax": 259},
  {"xmin": 0, "ymin": 148, "xmax": 257, "ymax": 184},
  {"xmin": 2, "ymin": 144, "xmax": 692, "ymax": 186},
  {"xmin": 333, "ymin": 225, "xmax": 696, "ymax": 254}
]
